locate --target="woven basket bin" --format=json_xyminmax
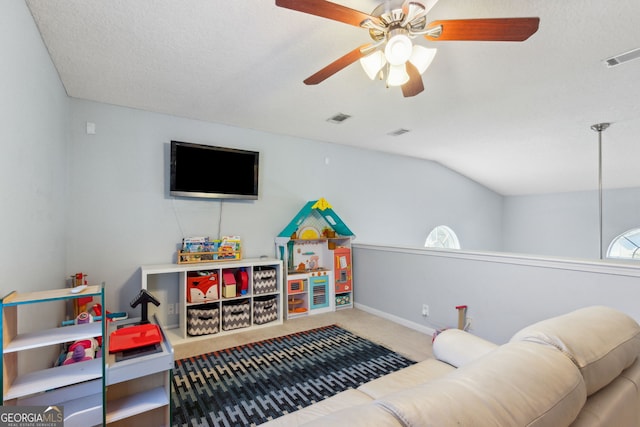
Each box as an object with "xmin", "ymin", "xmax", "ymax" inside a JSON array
[
  {"xmin": 253, "ymin": 267, "xmax": 277, "ymax": 294},
  {"xmin": 222, "ymin": 299, "xmax": 251, "ymax": 331},
  {"xmin": 187, "ymin": 305, "xmax": 220, "ymax": 336},
  {"xmin": 253, "ymin": 296, "xmax": 278, "ymax": 325}
]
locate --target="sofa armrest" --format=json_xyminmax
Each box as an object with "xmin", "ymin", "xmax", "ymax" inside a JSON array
[
  {"xmin": 433, "ymin": 329, "xmax": 497, "ymax": 367},
  {"xmin": 510, "ymin": 306, "xmax": 640, "ymax": 396}
]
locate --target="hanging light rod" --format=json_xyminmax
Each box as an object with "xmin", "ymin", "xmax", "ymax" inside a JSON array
[
  {"xmin": 591, "ymin": 123, "xmax": 610, "ymax": 132},
  {"xmin": 591, "ymin": 122, "xmax": 611, "ymax": 260}
]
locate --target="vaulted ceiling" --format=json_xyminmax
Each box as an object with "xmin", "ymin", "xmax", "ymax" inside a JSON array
[{"xmin": 25, "ymin": 0, "xmax": 640, "ymax": 195}]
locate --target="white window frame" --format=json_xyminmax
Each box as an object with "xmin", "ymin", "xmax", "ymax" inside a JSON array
[
  {"xmin": 607, "ymin": 228, "xmax": 640, "ymax": 260},
  {"xmin": 425, "ymin": 225, "xmax": 460, "ymax": 249}
]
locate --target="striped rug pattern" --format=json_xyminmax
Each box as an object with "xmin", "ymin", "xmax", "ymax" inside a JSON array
[{"xmin": 171, "ymin": 324, "xmax": 416, "ymax": 426}]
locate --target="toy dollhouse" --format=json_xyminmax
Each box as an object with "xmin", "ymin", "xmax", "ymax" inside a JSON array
[{"xmin": 275, "ymin": 198, "xmax": 355, "ymax": 319}]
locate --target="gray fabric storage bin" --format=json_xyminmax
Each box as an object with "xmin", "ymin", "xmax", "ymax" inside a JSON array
[
  {"xmin": 187, "ymin": 304, "xmax": 219, "ymax": 336},
  {"xmin": 253, "ymin": 267, "xmax": 277, "ymax": 294},
  {"xmin": 253, "ymin": 296, "xmax": 278, "ymax": 325},
  {"xmin": 222, "ymin": 299, "xmax": 251, "ymax": 331}
]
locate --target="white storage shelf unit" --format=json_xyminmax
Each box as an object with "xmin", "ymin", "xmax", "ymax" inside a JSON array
[
  {"xmin": 1, "ymin": 285, "xmax": 105, "ymax": 427},
  {"xmin": 141, "ymin": 258, "xmax": 283, "ymax": 344},
  {"xmin": 105, "ymin": 315, "xmax": 173, "ymax": 426}
]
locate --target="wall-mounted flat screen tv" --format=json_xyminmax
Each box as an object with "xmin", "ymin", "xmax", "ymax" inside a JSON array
[{"xmin": 170, "ymin": 140, "xmax": 259, "ymax": 200}]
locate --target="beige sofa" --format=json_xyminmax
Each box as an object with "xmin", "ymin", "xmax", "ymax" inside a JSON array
[{"xmin": 261, "ymin": 306, "xmax": 640, "ymax": 426}]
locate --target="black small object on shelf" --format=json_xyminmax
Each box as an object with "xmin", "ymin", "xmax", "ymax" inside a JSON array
[{"xmin": 130, "ymin": 289, "xmax": 160, "ymax": 324}]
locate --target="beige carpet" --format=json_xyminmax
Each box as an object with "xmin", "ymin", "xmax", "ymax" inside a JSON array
[{"xmin": 174, "ymin": 308, "xmax": 433, "ymax": 362}]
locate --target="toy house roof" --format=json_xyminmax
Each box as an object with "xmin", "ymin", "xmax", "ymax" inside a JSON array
[{"xmin": 277, "ymin": 198, "xmax": 355, "ymax": 239}]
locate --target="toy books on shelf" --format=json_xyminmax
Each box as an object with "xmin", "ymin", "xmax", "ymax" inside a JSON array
[{"xmin": 178, "ymin": 235, "xmax": 242, "ymax": 264}]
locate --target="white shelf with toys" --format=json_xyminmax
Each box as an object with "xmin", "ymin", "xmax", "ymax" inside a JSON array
[
  {"xmin": 104, "ymin": 314, "xmax": 173, "ymax": 426},
  {"xmin": 141, "ymin": 257, "xmax": 283, "ymax": 345},
  {"xmin": 0, "ymin": 285, "xmax": 105, "ymax": 427}
]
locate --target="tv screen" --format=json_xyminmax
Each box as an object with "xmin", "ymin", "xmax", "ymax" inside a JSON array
[{"xmin": 170, "ymin": 141, "xmax": 259, "ymax": 200}]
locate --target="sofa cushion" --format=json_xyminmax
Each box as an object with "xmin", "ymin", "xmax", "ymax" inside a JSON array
[
  {"xmin": 433, "ymin": 328, "xmax": 498, "ymax": 367},
  {"xmin": 511, "ymin": 306, "xmax": 640, "ymax": 395},
  {"xmin": 570, "ymin": 367, "xmax": 639, "ymax": 426},
  {"xmin": 376, "ymin": 341, "xmax": 586, "ymax": 427},
  {"xmin": 357, "ymin": 358, "xmax": 455, "ymax": 399},
  {"xmin": 259, "ymin": 389, "xmax": 374, "ymax": 427},
  {"xmin": 300, "ymin": 404, "xmax": 402, "ymax": 427}
]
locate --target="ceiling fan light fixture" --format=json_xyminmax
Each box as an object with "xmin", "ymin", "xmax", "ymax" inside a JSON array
[
  {"xmin": 409, "ymin": 45, "xmax": 437, "ymax": 74},
  {"xmin": 384, "ymin": 31, "xmax": 413, "ymax": 65},
  {"xmin": 360, "ymin": 50, "xmax": 387, "ymax": 80},
  {"xmin": 387, "ymin": 64, "xmax": 410, "ymax": 86}
]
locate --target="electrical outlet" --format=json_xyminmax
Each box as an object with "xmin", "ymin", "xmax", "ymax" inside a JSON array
[
  {"xmin": 422, "ymin": 304, "xmax": 429, "ymax": 317},
  {"xmin": 466, "ymin": 317, "xmax": 473, "ymax": 330},
  {"xmin": 168, "ymin": 303, "xmax": 174, "ymax": 314}
]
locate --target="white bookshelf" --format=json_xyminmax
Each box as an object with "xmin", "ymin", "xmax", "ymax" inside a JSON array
[
  {"xmin": 1, "ymin": 285, "xmax": 174, "ymax": 426},
  {"xmin": 141, "ymin": 258, "xmax": 283, "ymax": 344},
  {"xmin": 4, "ymin": 322, "xmax": 102, "ymax": 353},
  {"xmin": 1, "ymin": 285, "xmax": 105, "ymax": 426},
  {"xmin": 5, "ymin": 358, "xmax": 102, "ymax": 401},
  {"xmin": 106, "ymin": 387, "xmax": 169, "ymax": 424}
]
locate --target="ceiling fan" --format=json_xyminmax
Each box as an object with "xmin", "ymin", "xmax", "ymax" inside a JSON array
[{"xmin": 275, "ymin": 0, "xmax": 540, "ymax": 97}]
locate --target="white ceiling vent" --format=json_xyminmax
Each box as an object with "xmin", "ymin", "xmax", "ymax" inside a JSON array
[
  {"xmin": 604, "ymin": 47, "xmax": 640, "ymax": 67},
  {"xmin": 326, "ymin": 113, "xmax": 351, "ymax": 124},
  {"xmin": 388, "ymin": 128, "xmax": 411, "ymax": 136}
]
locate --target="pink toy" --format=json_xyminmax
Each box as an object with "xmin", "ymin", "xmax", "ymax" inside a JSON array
[
  {"xmin": 76, "ymin": 311, "xmax": 93, "ymax": 324},
  {"xmin": 62, "ymin": 338, "xmax": 97, "ymax": 365}
]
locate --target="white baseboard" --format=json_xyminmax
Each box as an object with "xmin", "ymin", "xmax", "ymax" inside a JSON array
[{"xmin": 354, "ymin": 303, "xmax": 437, "ymax": 337}]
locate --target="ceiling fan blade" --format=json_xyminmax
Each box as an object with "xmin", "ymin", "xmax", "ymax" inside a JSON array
[
  {"xmin": 401, "ymin": 62, "xmax": 424, "ymax": 97},
  {"xmin": 275, "ymin": 0, "xmax": 374, "ymax": 27},
  {"xmin": 303, "ymin": 44, "xmax": 370, "ymax": 85},
  {"xmin": 425, "ymin": 17, "xmax": 540, "ymax": 42}
]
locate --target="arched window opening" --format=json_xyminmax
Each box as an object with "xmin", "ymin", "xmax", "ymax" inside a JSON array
[
  {"xmin": 425, "ymin": 225, "xmax": 460, "ymax": 249},
  {"xmin": 607, "ymin": 228, "xmax": 640, "ymax": 260}
]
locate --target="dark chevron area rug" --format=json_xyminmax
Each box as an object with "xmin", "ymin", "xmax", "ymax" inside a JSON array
[{"xmin": 171, "ymin": 324, "xmax": 416, "ymax": 427}]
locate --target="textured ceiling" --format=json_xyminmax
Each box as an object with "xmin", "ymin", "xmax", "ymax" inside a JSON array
[{"xmin": 25, "ymin": 0, "xmax": 640, "ymax": 195}]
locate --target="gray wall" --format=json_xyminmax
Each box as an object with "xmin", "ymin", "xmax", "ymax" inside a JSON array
[
  {"xmin": 353, "ymin": 244, "xmax": 640, "ymax": 343},
  {"xmin": 503, "ymin": 188, "xmax": 640, "ymax": 259},
  {"xmin": 0, "ymin": 0, "xmax": 70, "ymax": 371},
  {"xmin": 66, "ymin": 99, "xmax": 503, "ymax": 312},
  {"xmin": 1, "ymin": 1, "xmax": 69, "ymax": 293},
  {"xmin": 502, "ymin": 191, "xmax": 599, "ymax": 258}
]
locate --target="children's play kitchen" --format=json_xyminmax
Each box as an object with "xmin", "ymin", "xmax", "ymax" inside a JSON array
[{"xmin": 275, "ymin": 198, "xmax": 355, "ymax": 319}]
